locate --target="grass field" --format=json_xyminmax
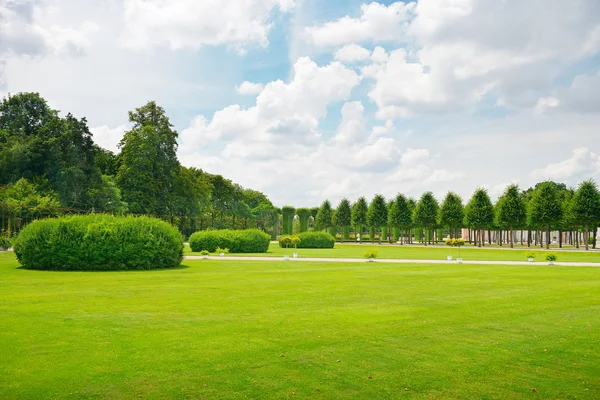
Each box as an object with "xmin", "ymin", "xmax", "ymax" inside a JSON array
[
  {"xmin": 1, "ymin": 251, "xmax": 599, "ymax": 399},
  {"xmin": 185, "ymin": 242, "xmax": 600, "ymax": 263}
]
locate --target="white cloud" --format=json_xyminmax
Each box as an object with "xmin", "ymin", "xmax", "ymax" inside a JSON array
[
  {"xmin": 333, "ymin": 44, "xmax": 371, "ymax": 63},
  {"xmin": 122, "ymin": 0, "xmax": 295, "ymax": 53},
  {"xmin": 0, "ymin": 1, "xmax": 97, "ymax": 57},
  {"xmin": 90, "ymin": 125, "xmax": 128, "ymax": 153},
  {"xmin": 236, "ymin": 81, "xmax": 265, "ymax": 95},
  {"xmin": 347, "ymin": 0, "xmax": 600, "ymax": 117},
  {"xmin": 304, "ymin": 1, "xmax": 415, "ymax": 48},
  {"xmin": 531, "ymin": 147, "xmax": 600, "ymax": 183}
]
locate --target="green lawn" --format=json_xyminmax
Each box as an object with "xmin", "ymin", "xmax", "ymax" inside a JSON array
[
  {"xmin": 1, "ymin": 251, "xmax": 599, "ymax": 399},
  {"xmin": 186, "ymin": 242, "xmax": 600, "ymax": 263}
]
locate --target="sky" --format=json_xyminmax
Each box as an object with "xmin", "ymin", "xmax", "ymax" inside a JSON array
[{"xmin": 1, "ymin": 0, "xmax": 600, "ymax": 207}]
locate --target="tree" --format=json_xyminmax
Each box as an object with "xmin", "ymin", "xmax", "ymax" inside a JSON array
[
  {"xmin": 527, "ymin": 181, "xmax": 562, "ymax": 250},
  {"xmin": 296, "ymin": 208, "xmax": 311, "ymax": 232},
  {"xmin": 315, "ymin": 200, "xmax": 333, "ymax": 232},
  {"xmin": 116, "ymin": 102, "xmax": 180, "ymax": 215},
  {"xmin": 413, "ymin": 192, "xmax": 439, "ymax": 245},
  {"xmin": 388, "ymin": 193, "xmax": 412, "ymax": 244},
  {"xmin": 571, "ymin": 180, "xmax": 600, "ymax": 251},
  {"xmin": 333, "ymin": 199, "xmax": 352, "ymax": 243},
  {"xmin": 89, "ymin": 175, "xmax": 128, "ymax": 213},
  {"xmin": 439, "ymin": 192, "xmax": 464, "ymax": 239},
  {"xmin": 465, "ymin": 188, "xmax": 494, "ymax": 247},
  {"xmin": 495, "ymin": 184, "xmax": 526, "ymax": 248},
  {"xmin": 367, "ymin": 194, "xmax": 388, "ymax": 244},
  {"xmin": 351, "ymin": 197, "xmax": 368, "ymax": 243}
]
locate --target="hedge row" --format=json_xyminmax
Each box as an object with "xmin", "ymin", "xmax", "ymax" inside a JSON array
[
  {"xmin": 189, "ymin": 229, "xmax": 270, "ymax": 253},
  {"xmin": 14, "ymin": 215, "xmax": 183, "ymax": 271},
  {"xmin": 278, "ymin": 231, "xmax": 335, "ymax": 249}
]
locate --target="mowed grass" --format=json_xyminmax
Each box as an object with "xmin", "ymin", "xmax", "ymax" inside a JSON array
[
  {"xmin": 1, "ymin": 251, "xmax": 599, "ymax": 399},
  {"xmin": 186, "ymin": 242, "xmax": 600, "ymax": 263}
]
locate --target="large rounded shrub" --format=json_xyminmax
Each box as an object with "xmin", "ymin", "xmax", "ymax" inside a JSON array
[
  {"xmin": 189, "ymin": 229, "xmax": 270, "ymax": 253},
  {"xmin": 14, "ymin": 215, "xmax": 183, "ymax": 270},
  {"xmin": 279, "ymin": 231, "xmax": 335, "ymax": 249}
]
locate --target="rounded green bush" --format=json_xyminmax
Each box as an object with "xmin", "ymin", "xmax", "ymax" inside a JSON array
[
  {"xmin": 279, "ymin": 231, "xmax": 335, "ymax": 249},
  {"xmin": 14, "ymin": 215, "xmax": 183, "ymax": 271},
  {"xmin": 189, "ymin": 229, "xmax": 270, "ymax": 253}
]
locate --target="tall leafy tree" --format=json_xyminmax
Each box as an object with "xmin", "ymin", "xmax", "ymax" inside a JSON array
[
  {"xmin": 351, "ymin": 197, "xmax": 368, "ymax": 243},
  {"xmin": 89, "ymin": 175, "xmax": 128, "ymax": 213},
  {"xmin": 439, "ymin": 192, "xmax": 464, "ymax": 239},
  {"xmin": 116, "ymin": 102, "xmax": 180, "ymax": 215},
  {"xmin": 571, "ymin": 180, "xmax": 600, "ymax": 250},
  {"xmin": 315, "ymin": 200, "xmax": 333, "ymax": 232},
  {"xmin": 367, "ymin": 194, "xmax": 388, "ymax": 244},
  {"xmin": 333, "ymin": 199, "xmax": 352, "ymax": 243},
  {"xmin": 527, "ymin": 181, "xmax": 563, "ymax": 249},
  {"xmin": 413, "ymin": 192, "xmax": 439, "ymax": 245},
  {"xmin": 388, "ymin": 193, "xmax": 412, "ymax": 244},
  {"xmin": 495, "ymin": 184, "xmax": 526, "ymax": 248},
  {"xmin": 465, "ymin": 188, "xmax": 494, "ymax": 247}
]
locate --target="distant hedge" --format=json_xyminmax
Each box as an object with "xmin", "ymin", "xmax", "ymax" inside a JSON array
[
  {"xmin": 278, "ymin": 231, "xmax": 335, "ymax": 249},
  {"xmin": 189, "ymin": 229, "xmax": 270, "ymax": 253},
  {"xmin": 14, "ymin": 215, "xmax": 183, "ymax": 271}
]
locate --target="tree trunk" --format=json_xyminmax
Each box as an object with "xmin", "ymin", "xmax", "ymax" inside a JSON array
[
  {"xmin": 546, "ymin": 225, "xmax": 550, "ymax": 250},
  {"xmin": 510, "ymin": 225, "xmax": 514, "ymax": 248},
  {"xmin": 558, "ymin": 229, "xmax": 562, "ymax": 248},
  {"xmin": 593, "ymin": 228, "xmax": 597, "ymax": 249},
  {"xmin": 585, "ymin": 223, "xmax": 589, "ymax": 251}
]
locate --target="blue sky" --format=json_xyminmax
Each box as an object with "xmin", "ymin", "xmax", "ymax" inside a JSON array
[{"xmin": 1, "ymin": 0, "xmax": 600, "ymax": 206}]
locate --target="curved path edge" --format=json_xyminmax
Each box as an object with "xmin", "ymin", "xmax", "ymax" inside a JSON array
[{"xmin": 185, "ymin": 256, "xmax": 600, "ymax": 267}]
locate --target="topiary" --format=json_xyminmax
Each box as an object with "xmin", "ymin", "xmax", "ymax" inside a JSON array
[
  {"xmin": 14, "ymin": 215, "xmax": 183, "ymax": 271},
  {"xmin": 189, "ymin": 229, "xmax": 270, "ymax": 253},
  {"xmin": 279, "ymin": 231, "xmax": 334, "ymax": 249}
]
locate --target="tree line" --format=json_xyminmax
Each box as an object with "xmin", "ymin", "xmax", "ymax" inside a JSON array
[
  {"xmin": 285, "ymin": 180, "xmax": 600, "ymax": 251},
  {"xmin": 0, "ymin": 93, "xmax": 279, "ymax": 237}
]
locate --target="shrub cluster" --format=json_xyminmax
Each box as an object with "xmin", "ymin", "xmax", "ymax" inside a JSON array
[
  {"xmin": 189, "ymin": 229, "xmax": 270, "ymax": 253},
  {"xmin": 0, "ymin": 235, "xmax": 11, "ymax": 250},
  {"xmin": 14, "ymin": 215, "xmax": 183, "ymax": 270},
  {"xmin": 279, "ymin": 231, "xmax": 335, "ymax": 249}
]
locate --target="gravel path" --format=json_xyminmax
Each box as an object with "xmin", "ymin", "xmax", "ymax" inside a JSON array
[{"xmin": 185, "ymin": 256, "xmax": 600, "ymax": 267}]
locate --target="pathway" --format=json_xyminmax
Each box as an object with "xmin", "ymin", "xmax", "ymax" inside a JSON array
[{"xmin": 185, "ymin": 256, "xmax": 600, "ymax": 267}]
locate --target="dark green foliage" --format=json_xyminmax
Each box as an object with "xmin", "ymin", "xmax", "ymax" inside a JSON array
[
  {"xmin": 495, "ymin": 184, "xmax": 526, "ymax": 247},
  {"xmin": 279, "ymin": 231, "xmax": 335, "ymax": 249},
  {"xmin": 333, "ymin": 199, "xmax": 352, "ymax": 242},
  {"xmin": 571, "ymin": 180, "xmax": 600, "ymax": 250},
  {"xmin": 439, "ymin": 192, "xmax": 464, "ymax": 235},
  {"xmin": 388, "ymin": 193, "xmax": 413, "ymax": 230},
  {"xmin": 351, "ymin": 197, "xmax": 368, "ymax": 243},
  {"xmin": 281, "ymin": 206, "xmax": 295, "ymax": 235},
  {"xmin": 0, "ymin": 93, "xmax": 103, "ymax": 209},
  {"xmin": 527, "ymin": 182, "xmax": 563, "ymax": 228},
  {"xmin": 315, "ymin": 200, "xmax": 333, "ymax": 230},
  {"xmin": 189, "ymin": 230, "xmax": 232, "ymax": 253},
  {"xmin": 367, "ymin": 194, "xmax": 388, "ymax": 243},
  {"xmin": 527, "ymin": 182, "xmax": 563, "ymax": 249},
  {"xmin": 189, "ymin": 229, "xmax": 270, "ymax": 253},
  {"xmin": 0, "ymin": 235, "xmax": 11, "ymax": 249},
  {"xmin": 465, "ymin": 188, "xmax": 494, "ymax": 229},
  {"xmin": 414, "ymin": 192, "xmax": 439, "ymax": 229},
  {"xmin": 14, "ymin": 215, "xmax": 183, "ymax": 270},
  {"xmin": 296, "ymin": 208, "xmax": 311, "ymax": 232}
]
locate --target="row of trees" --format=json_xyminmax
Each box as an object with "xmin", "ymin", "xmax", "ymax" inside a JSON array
[
  {"xmin": 301, "ymin": 180, "xmax": 600, "ymax": 250},
  {"xmin": 0, "ymin": 93, "xmax": 279, "ymax": 236}
]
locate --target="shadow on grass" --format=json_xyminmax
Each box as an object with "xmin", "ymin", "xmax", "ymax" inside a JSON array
[{"xmin": 15, "ymin": 264, "xmax": 191, "ymax": 272}]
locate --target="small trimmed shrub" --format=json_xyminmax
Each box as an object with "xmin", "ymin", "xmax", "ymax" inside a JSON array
[
  {"xmin": 364, "ymin": 249, "xmax": 378, "ymax": 259},
  {"xmin": 189, "ymin": 229, "xmax": 270, "ymax": 253},
  {"xmin": 279, "ymin": 231, "xmax": 334, "ymax": 249},
  {"xmin": 527, "ymin": 251, "xmax": 536, "ymax": 260},
  {"xmin": 200, "ymin": 250, "xmax": 209, "ymax": 256},
  {"xmin": 14, "ymin": 215, "xmax": 183, "ymax": 270},
  {"xmin": 546, "ymin": 253, "xmax": 557, "ymax": 262}
]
